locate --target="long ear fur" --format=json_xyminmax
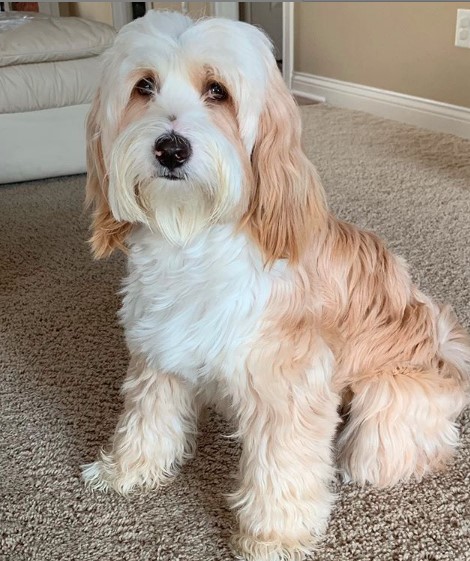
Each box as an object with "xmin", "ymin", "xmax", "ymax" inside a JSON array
[
  {"xmin": 85, "ymin": 91, "xmax": 133, "ymax": 259},
  {"xmin": 243, "ymin": 70, "xmax": 327, "ymax": 265}
]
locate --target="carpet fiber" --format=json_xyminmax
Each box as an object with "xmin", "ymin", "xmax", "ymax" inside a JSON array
[{"xmin": 1, "ymin": 105, "xmax": 469, "ymax": 561}]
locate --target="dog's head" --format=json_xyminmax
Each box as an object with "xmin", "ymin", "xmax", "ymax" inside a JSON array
[{"xmin": 87, "ymin": 11, "xmax": 326, "ymax": 262}]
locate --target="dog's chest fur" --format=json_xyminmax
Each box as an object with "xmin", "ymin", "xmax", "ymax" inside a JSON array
[{"xmin": 120, "ymin": 225, "xmax": 279, "ymax": 381}]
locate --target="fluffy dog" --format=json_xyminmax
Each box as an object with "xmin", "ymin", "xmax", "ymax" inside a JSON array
[{"xmin": 82, "ymin": 11, "xmax": 470, "ymax": 561}]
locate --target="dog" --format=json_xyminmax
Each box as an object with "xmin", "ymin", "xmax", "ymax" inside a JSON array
[{"xmin": 81, "ymin": 10, "xmax": 470, "ymax": 561}]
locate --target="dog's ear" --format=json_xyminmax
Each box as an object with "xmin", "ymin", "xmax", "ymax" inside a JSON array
[
  {"xmin": 243, "ymin": 70, "xmax": 327, "ymax": 265},
  {"xmin": 85, "ymin": 90, "xmax": 133, "ymax": 259}
]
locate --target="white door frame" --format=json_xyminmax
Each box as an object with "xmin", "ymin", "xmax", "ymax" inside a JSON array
[
  {"xmin": 213, "ymin": 2, "xmax": 239, "ymax": 20},
  {"xmin": 282, "ymin": 2, "xmax": 294, "ymax": 89},
  {"xmin": 38, "ymin": 2, "xmax": 60, "ymax": 17},
  {"xmin": 214, "ymin": 2, "xmax": 295, "ymax": 89},
  {"xmin": 112, "ymin": 2, "xmax": 134, "ymax": 30}
]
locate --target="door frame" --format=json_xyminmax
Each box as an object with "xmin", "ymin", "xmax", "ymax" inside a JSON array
[
  {"xmin": 213, "ymin": 2, "xmax": 239, "ymax": 20},
  {"xmin": 112, "ymin": 2, "xmax": 133, "ymax": 30},
  {"xmin": 217, "ymin": 1, "xmax": 295, "ymax": 88},
  {"xmin": 282, "ymin": 2, "xmax": 294, "ymax": 88}
]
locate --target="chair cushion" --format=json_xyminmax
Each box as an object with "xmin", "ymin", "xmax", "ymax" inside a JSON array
[
  {"xmin": 0, "ymin": 15, "xmax": 115, "ymax": 67},
  {"xmin": 0, "ymin": 56, "xmax": 102, "ymax": 114}
]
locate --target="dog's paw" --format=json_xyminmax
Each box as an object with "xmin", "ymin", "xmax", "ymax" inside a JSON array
[
  {"xmin": 81, "ymin": 452, "xmax": 175, "ymax": 495},
  {"xmin": 81, "ymin": 460, "xmax": 114, "ymax": 493},
  {"xmin": 81, "ymin": 456, "xmax": 139, "ymax": 494},
  {"xmin": 82, "ymin": 460, "xmax": 125, "ymax": 495},
  {"xmin": 82, "ymin": 460, "xmax": 151, "ymax": 495},
  {"xmin": 81, "ymin": 458, "xmax": 156, "ymax": 495},
  {"xmin": 231, "ymin": 533, "xmax": 315, "ymax": 561}
]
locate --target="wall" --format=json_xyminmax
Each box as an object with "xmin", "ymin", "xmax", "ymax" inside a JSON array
[
  {"xmin": 63, "ymin": 2, "xmax": 212, "ymax": 25},
  {"xmin": 66, "ymin": 2, "xmax": 113, "ymax": 25},
  {"xmin": 295, "ymin": 2, "xmax": 470, "ymax": 107},
  {"xmin": 151, "ymin": 2, "xmax": 212, "ymax": 18}
]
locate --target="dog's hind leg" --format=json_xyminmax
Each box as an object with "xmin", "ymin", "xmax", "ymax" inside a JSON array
[
  {"xmin": 338, "ymin": 366, "xmax": 467, "ymax": 487},
  {"xmin": 338, "ymin": 306, "xmax": 470, "ymax": 487}
]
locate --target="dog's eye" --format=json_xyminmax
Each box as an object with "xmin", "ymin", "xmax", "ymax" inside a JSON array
[
  {"xmin": 135, "ymin": 77, "xmax": 155, "ymax": 97},
  {"xmin": 206, "ymin": 82, "xmax": 228, "ymax": 102}
]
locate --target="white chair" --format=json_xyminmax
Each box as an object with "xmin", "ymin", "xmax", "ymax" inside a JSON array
[{"xmin": 0, "ymin": 13, "xmax": 115, "ymax": 183}]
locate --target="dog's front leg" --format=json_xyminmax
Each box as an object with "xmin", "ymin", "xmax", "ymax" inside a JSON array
[
  {"xmin": 82, "ymin": 355, "xmax": 198, "ymax": 494},
  {"xmin": 230, "ymin": 348, "xmax": 339, "ymax": 561}
]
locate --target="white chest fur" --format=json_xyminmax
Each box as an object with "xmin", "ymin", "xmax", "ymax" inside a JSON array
[{"xmin": 120, "ymin": 225, "xmax": 279, "ymax": 382}]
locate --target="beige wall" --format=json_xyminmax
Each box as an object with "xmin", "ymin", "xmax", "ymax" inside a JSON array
[
  {"xmin": 64, "ymin": 2, "xmax": 212, "ymax": 25},
  {"xmin": 295, "ymin": 2, "xmax": 470, "ymax": 107},
  {"xmin": 67, "ymin": 2, "xmax": 113, "ymax": 25},
  {"xmin": 152, "ymin": 2, "xmax": 212, "ymax": 17}
]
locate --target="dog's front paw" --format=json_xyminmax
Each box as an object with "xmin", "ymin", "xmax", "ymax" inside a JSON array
[
  {"xmin": 81, "ymin": 451, "xmax": 172, "ymax": 495},
  {"xmin": 81, "ymin": 459, "xmax": 114, "ymax": 492},
  {"xmin": 231, "ymin": 533, "xmax": 315, "ymax": 561}
]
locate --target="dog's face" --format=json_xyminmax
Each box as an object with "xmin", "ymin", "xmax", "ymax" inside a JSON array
[{"xmin": 87, "ymin": 11, "xmax": 326, "ymax": 262}]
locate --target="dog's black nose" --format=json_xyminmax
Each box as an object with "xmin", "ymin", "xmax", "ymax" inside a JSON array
[{"xmin": 154, "ymin": 134, "xmax": 191, "ymax": 170}]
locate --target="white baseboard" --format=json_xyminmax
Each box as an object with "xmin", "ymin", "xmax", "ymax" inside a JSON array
[{"xmin": 292, "ymin": 72, "xmax": 470, "ymax": 140}]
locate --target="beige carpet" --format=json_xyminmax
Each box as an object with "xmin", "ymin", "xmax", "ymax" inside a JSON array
[{"xmin": 1, "ymin": 105, "xmax": 469, "ymax": 561}]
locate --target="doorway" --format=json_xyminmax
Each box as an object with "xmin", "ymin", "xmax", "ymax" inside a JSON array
[{"xmin": 240, "ymin": 2, "xmax": 283, "ymax": 65}]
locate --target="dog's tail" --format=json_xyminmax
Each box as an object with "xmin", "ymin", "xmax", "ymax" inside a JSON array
[{"xmin": 436, "ymin": 304, "xmax": 470, "ymax": 403}]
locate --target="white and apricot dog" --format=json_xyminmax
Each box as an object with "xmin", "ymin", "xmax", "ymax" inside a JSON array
[{"xmin": 82, "ymin": 11, "xmax": 470, "ymax": 561}]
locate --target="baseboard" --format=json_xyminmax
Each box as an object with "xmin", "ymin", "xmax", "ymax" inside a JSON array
[{"xmin": 291, "ymin": 72, "xmax": 470, "ymax": 140}]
